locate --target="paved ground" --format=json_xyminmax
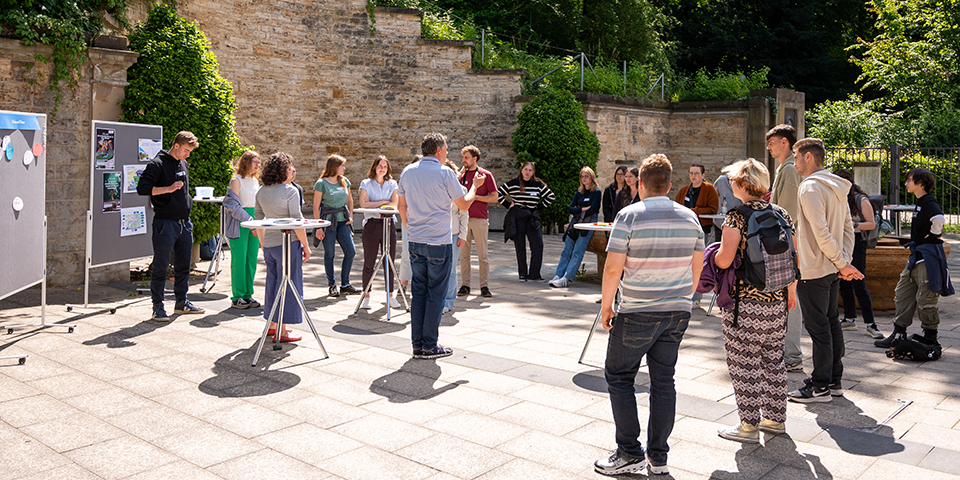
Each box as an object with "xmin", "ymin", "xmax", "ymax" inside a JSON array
[{"xmin": 2, "ymin": 231, "xmax": 959, "ymax": 480}]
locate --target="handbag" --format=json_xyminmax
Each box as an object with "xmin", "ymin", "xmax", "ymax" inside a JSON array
[{"xmin": 563, "ymin": 211, "xmax": 588, "ymax": 242}]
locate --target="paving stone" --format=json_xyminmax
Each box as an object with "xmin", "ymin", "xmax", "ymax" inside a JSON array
[
  {"xmin": 154, "ymin": 424, "xmax": 263, "ymax": 468},
  {"xmin": 396, "ymin": 432, "xmax": 513, "ymax": 478},
  {"xmin": 0, "ymin": 375, "xmax": 41, "ymax": 403},
  {"xmin": 152, "ymin": 385, "xmax": 247, "ymax": 416},
  {"xmin": 473, "ymin": 458, "xmax": 584, "ymax": 480},
  {"xmin": 104, "ymin": 404, "xmax": 210, "ymax": 442},
  {"xmin": 255, "ymin": 423, "xmax": 364, "ymax": 464},
  {"xmin": 444, "ymin": 369, "xmax": 535, "ymax": 395},
  {"xmin": 430, "ymin": 383, "xmax": 523, "ymax": 415},
  {"xmin": 282, "ymin": 394, "xmax": 370, "ymax": 429},
  {"xmin": 669, "ymin": 440, "xmax": 777, "ymax": 478},
  {"xmin": 21, "ymin": 412, "xmax": 125, "ymax": 453},
  {"xmin": 122, "ymin": 460, "xmax": 226, "ymax": 480},
  {"xmin": 497, "ymin": 430, "xmax": 607, "ymax": 474},
  {"xmin": 207, "ymin": 447, "xmax": 332, "ymax": 480},
  {"xmin": 491, "ymin": 400, "xmax": 594, "ymax": 436},
  {"xmin": 11, "ymin": 464, "xmax": 102, "ymax": 480},
  {"xmin": 331, "ymin": 412, "xmax": 432, "ymax": 451},
  {"xmin": 320, "ymin": 445, "xmax": 438, "ymax": 480},
  {"xmin": 0, "ymin": 427, "xmax": 70, "ymax": 479},
  {"xmin": 0, "ymin": 394, "xmax": 80, "ymax": 428},
  {"xmin": 426, "ymin": 410, "xmax": 529, "ymax": 448},
  {"xmin": 508, "ymin": 383, "xmax": 604, "ymax": 413},
  {"xmin": 63, "ymin": 436, "xmax": 179, "ymax": 480},
  {"xmin": 360, "ymin": 394, "xmax": 459, "ymax": 424},
  {"xmin": 860, "ymin": 458, "xmax": 960, "ymax": 480}
]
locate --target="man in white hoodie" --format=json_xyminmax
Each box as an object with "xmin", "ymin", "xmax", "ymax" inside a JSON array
[{"xmin": 789, "ymin": 138, "xmax": 862, "ymax": 403}]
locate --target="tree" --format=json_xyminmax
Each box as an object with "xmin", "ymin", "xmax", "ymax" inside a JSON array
[
  {"xmin": 121, "ymin": 3, "xmax": 244, "ymax": 245},
  {"xmin": 512, "ymin": 88, "xmax": 600, "ymax": 226}
]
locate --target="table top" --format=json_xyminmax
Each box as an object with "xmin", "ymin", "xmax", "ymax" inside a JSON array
[
  {"xmin": 574, "ymin": 222, "xmax": 613, "ymax": 232},
  {"xmin": 193, "ymin": 196, "xmax": 224, "ymax": 203},
  {"xmin": 241, "ymin": 219, "xmax": 330, "ymax": 231},
  {"xmin": 699, "ymin": 213, "xmax": 726, "ymax": 220},
  {"xmin": 354, "ymin": 207, "xmax": 400, "ymax": 215},
  {"xmin": 884, "ymin": 204, "xmax": 916, "ymax": 211}
]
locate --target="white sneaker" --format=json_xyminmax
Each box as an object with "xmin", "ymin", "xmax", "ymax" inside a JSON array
[
  {"xmin": 549, "ymin": 277, "xmax": 568, "ymax": 288},
  {"xmin": 646, "ymin": 455, "xmax": 669, "ymax": 475},
  {"xmin": 389, "ymin": 296, "xmax": 401, "ymax": 308},
  {"xmin": 550, "ymin": 275, "xmax": 560, "ymax": 283},
  {"xmin": 360, "ymin": 297, "xmax": 372, "ymax": 309}
]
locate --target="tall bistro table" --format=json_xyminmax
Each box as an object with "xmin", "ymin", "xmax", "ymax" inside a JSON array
[
  {"xmin": 195, "ymin": 195, "xmax": 226, "ymax": 293},
  {"xmin": 574, "ymin": 222, "xmax": 617, "ymax": 365},
  {"xmin": 241, "ymin": 218, "xmax": 330, "ymax": 367},
  {"xmin": 352, "ymin": 207, "xmax": 409, "ymax": 320},
  {"xmin": 699, "ymin": 213, "xmax": 727, "ymax": 315},
  {"xmin": 884, "ymin": 204, "xmax": 916, "ymax": 236}
]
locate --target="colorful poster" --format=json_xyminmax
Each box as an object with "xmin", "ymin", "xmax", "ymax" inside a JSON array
[
  {"xmin": 138, "ymin": 138, "xmax": 162, "ymax": 161},
  {"xmin": 95, "ymin": 128, "xmax": 115, "ymax": 169},
  {"xmin": 123, "ymin": 164, "xmax": 144, "ymax": 193},
  {"xmin": 102, "ymin": 172, "xmax": 121, "ymax": 213},
  {"xmin": 120, "ymin": 207, "xmax": 147, "ymax": 237}
]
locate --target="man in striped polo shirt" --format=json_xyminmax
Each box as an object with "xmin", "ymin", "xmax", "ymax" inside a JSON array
[{"xmin": 594, "ymin": 154, "xmax": 704, "ymax": 477}]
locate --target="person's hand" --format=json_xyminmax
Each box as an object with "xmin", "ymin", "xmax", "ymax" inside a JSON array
[
  {"xmin": 601, "ymin": 306, "xmax": 616, "ymax": 330},
  {"xmin": 472, "ymin": 172, "xmax": 487, "ymax": 189},
  {"xmin": 315, "ymin": 229, "xmax": 325, "ymax": 241},
  {"xmin": 303, "ymin": 245, "xmax": 312, "ymax": 261},
  {"xmin": 509, "ymin": 202, "xmax": 515, "ymax": 209},
  {"xmin": 400, "ymin": 280, "xmax": 408, "ymax": 288},
  {"xmin": 838, "ymin": 264, "xmax": 864, "ymax": 281},
  {"xmin": 581, "ymin": 206, "xmax": 590, "ymax": 212},
  {"xmin": 787, "ymin": 288, "xmax": 797, "ymax": 311},
  {"xmin": 170, "ymin": 181, "xmax": 184, "ymax": 192},
  {"xmin": 346, "ymin": 219, "xmax": 353, "ymax": 225},
  {"xmin": 457, "ymin": 238, "xmax": 465, "ymax": 248}
]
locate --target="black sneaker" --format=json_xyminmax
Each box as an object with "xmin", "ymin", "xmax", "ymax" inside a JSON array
[
  {"xmin": 152, "ymin": 304, "xmax": 169, "ymax": 321},
  {"xmin": 788, "ymin": 383, "xmax": 831, "ymax": 403},
  {"xmin": 340, "ymin": 284, "xmax": 361, "ymax": 295},
  {"xmin": 875, "ymin": 330, "xmax": 906, "ymax": 349},
  {"xmin": 329, "ymin": 285, "xmax": 340, "ymax": 297},
  {"xmin": 804, "ymin": 377, "xmax": 843, "ymax": 396},
  {"xmin": 480, "ymin": 286, "xmax": 492, "ymax": 297},
  {"xmin": 245, "ymin": 298, "xmax": 261, "ymax": 308},
  {"xmin": 416, "ymin": 345, "xmax": 453, "ymax": 359},
  {"xmin": 594, "ymin": 450, "xmax": 646, "ymax": 476},
  {"xmin": 457, "ymin": 286, "xmax": 470, "ymax": 296},
  {"xmin": 231, "ymin": 298, "xmax": 250, "ymax": 309},
  {"xmin": 413, "ymin": 348, "xmax": 423, "ymax": 357},
  {"xmin": 174, "ymin": 300, "xmax": 205, "ymax": 314},
  {"xmin": 518, "ymin": 276, "xmax": 527, "ymax": 282}
]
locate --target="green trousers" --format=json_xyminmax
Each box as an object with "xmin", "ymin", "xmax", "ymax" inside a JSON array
[
  {"xmin": 229, "ymin": 207, "xmax": 260, "ymax": 301},
  {"xmin": 893, "ymin": 262, "xmax": 940, "ymax": 331}
]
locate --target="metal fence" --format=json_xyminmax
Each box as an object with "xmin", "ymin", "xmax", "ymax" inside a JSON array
[{"xmin": 826, "ymin": 144, "xmax": 960, "ymax": 228}]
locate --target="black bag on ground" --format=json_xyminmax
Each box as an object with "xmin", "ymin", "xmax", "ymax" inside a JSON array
[
  {"xmin": 199, "ymin": 235, "xmax": 220, "ymax": 261},
  {"xmin": 885, "ymin": 334, "xmax": 942, "ymax": 361}
]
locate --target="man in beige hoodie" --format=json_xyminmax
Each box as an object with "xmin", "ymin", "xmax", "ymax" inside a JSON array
[{"xmin": 788, "ymin": 138, "xmax": 862, "ymax": 403}]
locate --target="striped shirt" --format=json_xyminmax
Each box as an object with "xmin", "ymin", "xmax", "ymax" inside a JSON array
[
  {"xmin": 607, "ymin": 196, "xmax": 705, "ymax": 313},
  {"xmin": 497, "ymin": 178, "xmax": 555, "ymax": 210}
]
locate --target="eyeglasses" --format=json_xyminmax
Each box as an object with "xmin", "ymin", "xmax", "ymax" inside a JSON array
[{"xmin": 905, "ymin": 178, "xmax": 914, "ymax": 183}]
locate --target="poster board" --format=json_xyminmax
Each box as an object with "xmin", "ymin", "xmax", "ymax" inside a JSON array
[
  {"xmin": 0, "ymin": 110, "xmax": 46, "ymax": 300},
  {"xmin": 89, "ymin": 121, "xmax": 162, "ymax": 267}
]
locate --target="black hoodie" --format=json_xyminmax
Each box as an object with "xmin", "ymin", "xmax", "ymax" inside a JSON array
[{"xmin": 137, "ymin": 149, "xmax": 192, "ymax": 220}]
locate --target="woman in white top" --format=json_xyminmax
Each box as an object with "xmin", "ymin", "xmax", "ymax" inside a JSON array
[
  {"xmin": 358, "ymin": 156, "xmax": 401, "ymax": 309},
  {"xmin": 227, "ymin": 151, "xmax": 261, "ymax": 309}
]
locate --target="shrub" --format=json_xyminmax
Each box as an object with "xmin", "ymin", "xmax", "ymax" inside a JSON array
[
  {"xmin": 512, "ymin": 88, "xmax": 601, "ymax": 227},
  {"xmin": 672, "ymin": 67, "xmax": 770, "ymax": 102},
  {"xmin": 121, "ymin": 3, "xmax": 244, "ymax": 245}
]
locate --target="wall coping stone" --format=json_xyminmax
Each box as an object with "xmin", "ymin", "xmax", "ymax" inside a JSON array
[
  {"xmin": 375, "ymin": 7, "xmax": 421, "ymax": 15},
  {"xmin": 417, "ymin": 38, "xmax": 475, "ymax": 48},
  {"xmin": 467, "ymin": 68, "xmax": 527, "ymax": 77}
]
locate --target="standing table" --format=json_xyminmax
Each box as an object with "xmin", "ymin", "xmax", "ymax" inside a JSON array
[
  {"xmin": 352, "ymin": 208, "xmax": 409, "ymax": 320},
  {"xmin": 195, "ymin": 195, "xmax": 226, "ymax": 293},
  {"xmin": 575, "ymin": 222, "xmax": 617, "ymax": 365},
  {"xmin": 242, "ymin": 218, "xmax": 330, "ymax": 367},
  {"xmin": 884, "ymin": 204, "xmax": 915, "ymax": 236}
]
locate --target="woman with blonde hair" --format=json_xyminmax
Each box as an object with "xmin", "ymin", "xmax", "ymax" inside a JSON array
[
  {"xmin": 313, "ymin": 155, "xmax": 358, "ymax": 297},
  {"xmin": 549, "ymin": 166, "xmax": 601, "ymax": 288},
  {"xmin": 224, "ymin": 151, "xmax": 261, "ymax": 309},
  {"xmin": 713, "ymin": 158, "xmax": 795, "ymax": 443},
  {"xmin": 358, "ymin": 156, "xmax": 401, "ymax": 309}
]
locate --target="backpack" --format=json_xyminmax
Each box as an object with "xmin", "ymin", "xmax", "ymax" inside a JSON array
[
  {"xmin": 885, "ymin": 334, "xmax": 942, "ymax": 361},
  {"xmin": 735, "ymin": 204, "xmax": 799, "ymax": 293},
  {"xmin": 861, "ymin": 194, "xmax": 886, "ymax": 248}
]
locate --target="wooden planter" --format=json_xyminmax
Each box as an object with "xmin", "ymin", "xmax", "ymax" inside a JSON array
[{"xmin": 854, "ymin": 237, "xmax": 951, "ymax": 311}]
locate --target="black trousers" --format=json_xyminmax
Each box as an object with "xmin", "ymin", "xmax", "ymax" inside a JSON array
[
  {"xmin": 514, "ymin": 215, "xmax": 544, "ymax": 279},
  {"xmin": 840, "ymin": 236, "xmax": 874, "ymax": 323},
  {"xmin": 150, "ymin": 218, "xmax": 193, "ymax": 305}
]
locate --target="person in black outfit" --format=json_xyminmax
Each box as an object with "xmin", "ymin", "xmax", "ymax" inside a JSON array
[
  {"xmin": 497, "ymin": 162, "xmax": 556, "ymax": 281},
  {"xmin": 602, "ymin": 166, "xmax": 627, "ymax": 222},
  {"xmin": 136, "ymin": 131, "xmax": 205, "ymax": 320},
  {"xmin": 614, "ymin": 167, "xmax": 641, "ymax": 215}
]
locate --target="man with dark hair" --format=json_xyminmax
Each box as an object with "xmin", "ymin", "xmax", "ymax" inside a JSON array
[
  {"xmin": 595, "ymin": 153, "xmax": 704, "ymax": 476},
  {"xmin": 137, "ymin": 131, "xmax": 205, "ymax": 320},
  {"xmin": 767, "ymin": 124, "xmax": 805, "ymax": 372},
  {"xmin": 875, "ymin": 168, "xmax": 953, "ymax": 348},
  {"xmin": 788, "ymin": 138, "xmax": 861, "ymax": 403},
  {"xmin": 458, "ymin": 145, "xmax": 498, "ymax": 297},
  {"xmin": 674, "ymin": 163, "xmax": 717, "ymax": 308},
  {"xmin": 398, "ymin": 133, "xmax": 484, "ymax": 359}
]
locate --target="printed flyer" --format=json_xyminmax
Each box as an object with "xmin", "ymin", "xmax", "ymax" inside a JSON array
[
  {"xmin": 102, "ymin": 172, "xmax": 121, "ymax": 213},
  {"xmin": 95, "ymin": 128, "xmax": 115, "ymax": 169},
  {"xmin": 123, "ymin": 164, "xmax": 144, "ymax": 193},
  {"xmin": 120, "ymin": 207, "xmax": 147, "ymax": 237}
]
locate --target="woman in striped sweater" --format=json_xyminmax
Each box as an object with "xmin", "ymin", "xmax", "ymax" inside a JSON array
[{"xmin": 498, "ymin": 162, "xmax": 556, "ymax": 281}]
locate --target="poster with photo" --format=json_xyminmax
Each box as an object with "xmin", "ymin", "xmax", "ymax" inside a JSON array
[
  {"xmin": 102, "ymin": 172, "xmax": 121, "ymax": 213},
  {"xmin": 138, "ymin": 138, "xmax": 162, "ymax": 161},
  {"xmin": 120, "ymin": 207, "xmax": 147, "ymax": 237},
  {"xmin": 123, "ymin": 164, "xmax": 144, "ymax": 193},
  {"xmin": 95, "ymin": 128, "xmax": 115, "ymax": 169}
]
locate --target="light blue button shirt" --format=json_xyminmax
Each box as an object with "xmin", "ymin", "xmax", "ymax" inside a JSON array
[
  {"xmin": 359, "ymin": 178, "xmax": 398, "ymax": 226},
  {"xmin": 398, "ymin": 157, "xmax": 464, "ymax": 245}
]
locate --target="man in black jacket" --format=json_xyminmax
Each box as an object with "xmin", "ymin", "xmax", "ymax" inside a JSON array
[{"xmin": 137, "ymin": 131, "xmax": 205, "ymax": 320}]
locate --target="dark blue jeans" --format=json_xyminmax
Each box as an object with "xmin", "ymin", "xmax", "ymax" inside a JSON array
[
  {"xmin": 322, "ymin": 221, "xmax": 356, "ymax": 286},
  {"xmin": 605, "ymin": 310, "xmax": 690, "ymax": 465},
  {"xmin": 797, "ymin": 273, "xmax": 844, "ymax": 388},
  {"xmin": 150, "ymin": 218, "xmax": 193, "ymax": 306},
  {"xmin": 409, "ymin": 242, "xmax": 451, "ymax": 351}
]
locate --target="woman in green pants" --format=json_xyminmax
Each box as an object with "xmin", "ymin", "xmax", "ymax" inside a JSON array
[{"xmin": 225, "ymin": 151, "xmax": 262, "ymax": 309}]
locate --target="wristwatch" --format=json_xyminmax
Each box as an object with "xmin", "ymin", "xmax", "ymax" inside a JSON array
[{"xmin": 853, "ymin": 221, "xmax": 859, "ymax": 230}]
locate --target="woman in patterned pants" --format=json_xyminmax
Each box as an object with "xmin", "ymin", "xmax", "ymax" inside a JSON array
[{"xmin": 712, "ymin": 158, "xmax": 797, "ymax": 443}]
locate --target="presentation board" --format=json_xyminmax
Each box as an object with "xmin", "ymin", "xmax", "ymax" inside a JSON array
[
  {"xmin": 0, "ymin": 110, "xmax": 46, "ymax": 300},
  {"xmin": 88, "ymin": 121, "xmax": 163, "ymax": 267}
]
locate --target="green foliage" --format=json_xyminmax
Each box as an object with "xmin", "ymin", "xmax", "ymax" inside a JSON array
[
  {"xmin": 121, "ymin": 3, "xmax": 244, "ymax": 245},
  {"xmin": 0, "ymin": 0, "xmax": 130, "ymax": 113},
  {"xmin": 512, "ymin": 89, "xmax": 601, "ymax": 226},
  {"xmin": 421, "ymin": 11, "xmax": 475, "ymax": 40},
  {"xmin": 672, "ymin": 67, "xmax": 769, "ymax": 102}
]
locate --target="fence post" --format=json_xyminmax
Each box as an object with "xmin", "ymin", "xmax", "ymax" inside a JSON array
[
  {"xmin": 580, "ymin": 53, "xmax": 585, "ymax": 92},
  {"xmin": 623, "ymin": 61, "xmax": 627, "ymax": 93},
  {"xmin": 890, "ymin": 143, "xmax": 900, "ymax": 205},
  {"xmin": 481, "ymin": 28, "xmax": 485, "ymax": 66}
]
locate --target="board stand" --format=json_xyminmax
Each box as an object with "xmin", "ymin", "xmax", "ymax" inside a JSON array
[
  {"xmin": 352, "ymin": 209, "xmax": 409, "ymax": 320},
  {"xmin": 245, "ymin": 220, "xmax": 329, "ymax": 367},
  {"xmin": 66, "ymin": 211, "xmax": 120, "ymax": 314},
  {"xmin": 7, "ymin": 217, "xmax": 76, "ymax": 340},
  {"xmin": 578, "ymin": 284, "xmax": 620, "ymax": 365},
  {"xmin": 197, "ymin": 196, "xmax": 226, "ymax": 293}
]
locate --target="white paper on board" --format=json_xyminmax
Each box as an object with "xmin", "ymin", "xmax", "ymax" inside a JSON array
[
  {"xmin": 120, "ymin": 206, "xmax": 147, "ymax": 237},
  {"xmin": 12, "ymin": 197, "xmax": 24, "ymax": 212},
  {"xmin": 138, "ymin": 139, "xmax": 162, "ymax": 161},
  {"xmin": 123, "ymin": 164, "xmax": 144, "ymax": 193},
  {"xmin": 23, "ymin": 150, "xmax": 34, "ymax": 166},
  {"xmin": 1, "ymin": 135, "xmax": 9, "ymax": 150}
]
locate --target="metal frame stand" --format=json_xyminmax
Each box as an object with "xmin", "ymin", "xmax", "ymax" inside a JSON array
[
  {"xmin": 252, "ymin": 227, "xmax": 328, "ymax": 367},
  {"xmin": 66, "ymin": 210, "xmax": 119, "ymax": 314},
  {"xmin": 7, "ymin": 217, "xmax": 76, "ymax": 339},
  {"xmin": 578, "ymin": 284, "xmax": 621, "ymax": 365},
  {"xmin": 353, "ymin": 214, "xmax": 409, "ymax": 320},
  {"xmin": 200, "ymin": 200, "xmax": 227, "ymax": 293}
]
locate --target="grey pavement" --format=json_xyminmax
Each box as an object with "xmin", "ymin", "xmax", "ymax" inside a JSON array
[{"xmin": 2, "ymin": 230, "xmax": 959, "ymax": 480}]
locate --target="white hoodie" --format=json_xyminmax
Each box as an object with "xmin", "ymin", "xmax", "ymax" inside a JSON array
[{"xmin": 796, "ymin": 169, "xmax": 855, "ymax": 280}]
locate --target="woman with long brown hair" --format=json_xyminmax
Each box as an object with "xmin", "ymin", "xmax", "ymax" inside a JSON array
[
  {"xmin": 358, "ymin": 156, "xmax": 400, "ymax": 309},
  {"xmin": 549, "ymin": 166, "xmax": 601, "ymax": 288},
  {"xmin": 225, "ymin": 151, "xmax": 261, "ymax": 309},
  {"xmin": 497, "ymin": 162, "xmax": 555, "ymax": 281},
  {"xmin": 313, "ymin": 155, "xmax": 358, "ymax": 298}
]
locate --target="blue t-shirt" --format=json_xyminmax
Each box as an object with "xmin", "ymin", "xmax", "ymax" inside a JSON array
[{"xmin": 398, "ymin": 157, "xmax": 464, "ymax": 244}]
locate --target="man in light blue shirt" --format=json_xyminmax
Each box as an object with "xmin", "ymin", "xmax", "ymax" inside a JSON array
[{"xmin": 398, "ymin": 133, "xmax": 484, "ymax": 359}]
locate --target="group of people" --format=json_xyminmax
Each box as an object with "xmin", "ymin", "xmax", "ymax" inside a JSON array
[{"xmin": 592, "ymin": 125, "xmax": 951, "ymax": 476}]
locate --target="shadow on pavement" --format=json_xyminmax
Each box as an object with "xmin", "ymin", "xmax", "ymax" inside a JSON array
[
  {"xmin": 82, "ymin": 318, "xmax": 174, "ymax": 348},
  {"xmin": 810, "ymin": 396, "xmax": 905, "ymax": 456},
  {"xmin": 199, "ymin": 343, "xmax": 300, "ymax": 397},
  {"xmin": 712, "ymin": 438, "xmax": 832, "ymax": 479},
  {"xmin": 369, "ymin": 357, "xmax": 467, "ymax": 403}
]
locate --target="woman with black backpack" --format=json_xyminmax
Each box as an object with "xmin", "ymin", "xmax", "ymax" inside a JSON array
[{"xmin": 832, "ymin": 169, "xmax": 884, "ymax": 340}]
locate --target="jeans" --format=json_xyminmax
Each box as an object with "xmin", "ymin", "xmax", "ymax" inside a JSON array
[
  {"xmin": 840, "ymin": 236, "xmax": 875, "ymax": 323},
  {"xmin": 263, "ymin": 241, "xmax": 303, "ymax": 325},
  {"xmin": 444, "ymin": 234, "xmax": 460, "ymax": 310},
  {"xmin": 322, "ymin": 221, "xmax": 356, "ymax": 286},
  {"xmin": 555, "ymin": 225, "xmax": 595, "ymax": 280},
  {"xmin": 514, "ymin": 215, "xmax": 544, "ymax": 279},
  {"xmin": 605, "ymin": 310, "xmax": 690, "ymax": 465},
  {"xmin": 150, "ymin": 218, "xmax": 193, "ymax": 306},
  {"xmin": 410, "ymin": 242, "xmax": 452, "ymax": 351},
  {"xmin": 797, "ymin": 273, "xmax": 844, "ymax": 388}
]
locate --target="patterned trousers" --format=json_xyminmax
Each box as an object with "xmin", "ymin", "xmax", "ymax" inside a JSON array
[{"xmin": 722, "ymin": 297, "xmax": 788, "ymax": 426}]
